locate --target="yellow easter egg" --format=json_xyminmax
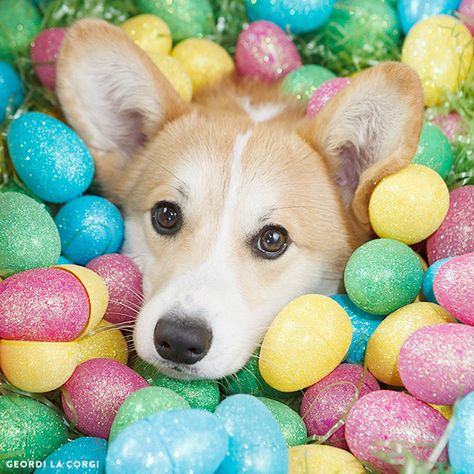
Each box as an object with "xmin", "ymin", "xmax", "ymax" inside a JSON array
[
  {"xmin": 369, "ymin": 164, "xmax": 450, "ymax": 245},
  {"xmin": 289, "ymin": 445, "xmax": 365, "ymax": 474},
  {"xmin": 171, "ymin": 38, "xmax": 235, "ymax": 92},
  {"xmin": 121, "ymin": 14, "xmax": 172, "ymax": 55},
  {"xmin": 77, "ymin": 320, "xmax": 128, "ymax": 364},
  {"xmin": 402, "ymin": 15, "xmax": 473, "ymax": 106},
  {"xmin": 0, "ymin": 340, "xmax": 78, "ymax": 392},
  {"xmin": 430, "ymin": 404, "xmax": 453, "ymax": 420},
  {"xmin": 146, "ymin": 50, "xmax": 193, "ymax": 102},
  {"xmin": 259, "ymin": 295, "xmax": 352, "ymax": 392},
  {"xmin": 365, "ymin": 302, "xmax": 455, "ymax": 386}
]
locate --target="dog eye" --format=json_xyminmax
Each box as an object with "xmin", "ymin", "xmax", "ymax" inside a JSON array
[
  {"xmin": 253, "ymin": 225, "xmax": 289, "ymax": 259},
  {"xmin": 151, "ymin": 201, "xmax": 182, "ymax": 235}
]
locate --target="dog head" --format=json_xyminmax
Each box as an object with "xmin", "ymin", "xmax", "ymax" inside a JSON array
[{"xmin": 57, "ymin": 20, "xmax": 423, "ymax": 379}]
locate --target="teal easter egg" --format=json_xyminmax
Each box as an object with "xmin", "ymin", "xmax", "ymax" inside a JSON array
[
  {"xmin": 282, "ymin": 65, "xmax": 336, "ymax": 103},
  {"xmin": 449, "ymin": 391, "xmax": 474, "ymax": 473},
  {"xmin": 422, "ymin": 257, "xmax": 452, "ymax": 303},
  {"xmin": 0, "ymin": 62, "xmax": 23, "ymax": 122}
]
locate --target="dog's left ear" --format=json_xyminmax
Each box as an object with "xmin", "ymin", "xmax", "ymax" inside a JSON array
[{"xmin": 301, "ymin": 62, "xmax": 424, "ymax": 226}]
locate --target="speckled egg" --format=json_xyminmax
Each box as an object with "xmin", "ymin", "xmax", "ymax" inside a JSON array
[
  {"xmin": 449, "ymin": 391, "xmax": 474, "ymax": 473},
  {"xmin": 282, "ymin": 65, "xmax": 336, "ymax": 103},
  {"xmin": 422, "ymin": 257, "xmax": 452, "ymax": 303},
  {"xmin": 307, "ymin": 77, "xmax": 350, "ymax": 117},
  {"xmin": 0, "ymin": 62, "xmax": 24, "ymax": 122}
]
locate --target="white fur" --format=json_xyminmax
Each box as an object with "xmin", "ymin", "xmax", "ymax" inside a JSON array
[{"xmin": 240, "ymin": 97, "xmax": 285, "ymax": 123}]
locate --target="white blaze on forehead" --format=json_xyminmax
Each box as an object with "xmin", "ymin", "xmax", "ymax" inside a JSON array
[{"xmin": 240, "ymin": 97, "xmax": 285, "ymax": 123}]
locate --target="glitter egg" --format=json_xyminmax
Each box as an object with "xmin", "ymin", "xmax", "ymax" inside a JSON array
[
  {"xmin": 344, "ymin": 239, "xmax": 423, "ymax": 315},
  {"xmin": 0, "ymin": 268, "xmax": 89, "ymax": 341},
  {"xmin": 306, "ymin": 77, "xmax": 350, "ymax": 117},
  {"xmin": 215, "ymin": 394, "xmax": 288, "ymax": 474},
  {"xmin": 345, "ymin": 391, "xmax": 448, "ymax": 474},
  {"xmin": 289, "ymin": 445, "xmax": 365, "ymax": 474},
  {"xmin": 0, "ymin": 340, "xmax": 79, "ymax": 392},
  {"xmin": 86, "ymin": 254, "xmax": 143, "ymax": 324},
  {"xmin": 368, "ymin": 164, "xmax": 450, "ymax": 245},
  {"xmin": 0, "ymin": 62, "xmax": 24, "ymax": 122},
  {"xmin": 402, "ymin": 15, "xmax": 473, "ymax": 106},
  {"xmin": 0, "ymin": 192, "xmax": 60, "ymax": 278},
  {"xmin": 54, "ymin": 195, "xmax": 124, "ymax": 265},
  {"xmin": 449, "ymin": 391, "xmax": 474, "ymax": 473},
  {"xmin": 431, "ymin": 112, "xmax": 464, "ymax": 143},
  {"xmin": 62, "ymin": 358, "xmax": 148, "ymax": 439},
  {"xmin": 300, "ymin": 364, "xmax": 380, "ymax": 449},
  {"xmin": 7, "ymin": 112, "xmax": 94, "ymax": 204},
  {"xmin": 30, "ymin": 28, "xmax": 67, "ymax": 90},
  {"xmin": 235, "ymin": 20, "xmax": 302, "ymax": 82},
  {"xmin": 259, "ymin": 295, "xmax": 352, "ymax": 392},
  {"xmin": 459, "ymin": 0, "xmax": 474, "ymax": 33},
  {"xmin": 365, "ymin": 302, "xmax": 455, "ymax": 386},
  {"xmin": 282, "ymin": 65, "xmax": 336, "ymax": 103},
  {"xmin": 399, "ymin": 324, "xmax": 474, "ymax": 405},
  {"xmin": 422, "ymin": 257, "xmax": 452, "ymax": 303},
  {"xmin": 109, "ymin": 387, "xmax": 189, "ymax": 442},
  {"xmin": 427, "ymin": 185, "xmax": 474, "ymax": 263},
  {"xmin": 434, "ymin": 253, "xmax": 474, "ymax": 324}
]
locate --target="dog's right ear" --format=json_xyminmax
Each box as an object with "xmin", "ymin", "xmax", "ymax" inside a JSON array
[{"xmin": 56, "ymin": 19, "xmax": 188, "ymax": 194}]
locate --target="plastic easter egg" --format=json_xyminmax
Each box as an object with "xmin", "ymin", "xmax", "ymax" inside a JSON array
[
  {"xmin": 402, "ymin": 15, "xmax": 473, "ymax": 106},
  {"xmin": 344, "ymin": 239, "xmax": 423, "ymax": 315},
  {"xmin": 0, "ymin": 268, "xmax": 89, "ymax": 341},
  {"xmin": 35, "ymin": 437, "xmax": 107, "ymax": 474},
  {"xmin": 136, "ymin": 0, "xmax": 214, "ymax": 42},
  {"xmin": 54, "ymin": 196, "xmax": 124, "ymax": 265},
  {"xmin": 0, "ymin": 340, "xmax": 79, "ymax": 392},
  {"xmin": 422, "ymin": 257, "xmax": 452, "ymax": 303},
  {"xmin": 152, "ymin": 372, "xmax": 220, "ymax": 411},
  {"xmin": 120, "ymin": 14, "xmax": 172, "ymax": 55},
  {"xmin": 235, "ymin": 20, "xmax": 302, "ymax": 82},
  {"xmin": 62, "ymin": 359, "xmax": 148, "ymax": 439},
  {"xmin": 0, "ymin": 192, "xmax": 60, "ymax": 278},
  {"xmin": 331, "ymin": 295, "xmax": 384, "ymax": 365},
  {"xmin": 427, "ymin": 186, "xmax": 474, "ymax": 263},
  {"xmin": 289, "ymin": 445, "xmax": 365, "ymax": 474},
  {"xmin": 449, "ymin": 391, "xmax": 474, "ymax": 473},
  {"xmin": 365, "ymin": 302, "xmax": 454, "ymax": 386},
  {"xmin": 109, "ymin": 387, "xmax": 190, "ymax": 441},
  {"xmin": 412, "ymin": 123, "xmax": 454, "ymax": 179},
  {"xmin": 459, "ymin": 0, "xmax": 474, "ymax": 34},
  {"xmin": 0, "ymin": 62, "xmax": 24, "ymax": 122},
  {"xmin": 171, "ymin": 39, "xmax": 234, "ymax": 92},
  {"xmin": 215, "ymin": 394, "xmax": 288, "ymax": 474},
  {"xmin": 30, "ymin": 28, "xmax": 67, "ymax": 90},
  {"xmin": 307, "ymin": 77, "xmax": 350, "ymax": 117},
  {"xmin": 282, "ymin": 65, "xmax": 336, "ymax": 103},
  {"xmin": 369, "ymin": 165, "xmax": 450, "ymax": 245},
  {"xmin": 300, "ymin": 364, "xmax": 379, "ymax": 449},
  {"xmin": 259, "ymin": 295, "xmax": 352, "ymax": 392},
  {"xmin": 345, "ymin": 391, "xmax": 448, "ymax": 474},
  {"xmin": 7, "ymin": 112, "xmax": 94, "ymax": 203},
  {"xmin": 245, "ymin": 0, "xmax": 335, "ymax": 34},
  {"xmin": 0, "ymin": 396, "xmax": 68, "ymax": 474}
]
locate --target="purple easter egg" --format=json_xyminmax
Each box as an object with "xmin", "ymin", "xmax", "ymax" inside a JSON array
[
  {"xmin": 235, "ymin": 20, "xmax": 301, "ymax": 82},
  {"xmin": 345, "ymin": 390, "xmax": 448, "ymax": 474},
  {"xmin": 430, "ymin": 112, "xmax": 464, "ymax": 142},
  {"xmin": 0, "ymin": 267, "xmax": 89, "ymax": 341},
  {"xmin": 300, "ymin": 364, "xmax": 379, "ymax": 449},
  {"xmin": 306, "ymin": 77, "xmax": 351, "ymax": 117},
  {"xmin": 459, "ymin": 0, "xmax": 474, "ymax": 34}
]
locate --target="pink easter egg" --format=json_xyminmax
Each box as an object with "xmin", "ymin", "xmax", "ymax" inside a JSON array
[
  {"xmin": 235, "ymin": 20, "xmax": 302, "ymax": 82},
  {"xmin": 86, "ymin": 254, "xmax": 143, "ymax": 324},
  {"xmin": 345, "ymin": 390, "xmax": 448, "ymax": 474},
  {"xmin": 430, "ymin": 112, "xmax": 464, "ymax": 142},
  {"xmin": 399, "ymin": 324, "xmax": 474, "ymax": 405},
  {"xmin": 427, "ymin": 186, "xmax": 474, "ymax": 264},
  {"xmin": 306, "ymin": 77, "xmax": 351, "ymax": 117},
  {"xmin": 62, "ymin": 358, "xmax": 148, "ymax": 439},
  {"xmin": 30, "ymin": 28, "xmax": 67, "ymax": 90},
  {"xmin": 300, "ymin": 364, "xmax": 379, "ymax": 449},
  {"xmin": 0, "ymin": 268, "xmax": 89, "ymax": 342},
  {"xmin": 459, "ymin": 0, "xmax": 474, "ymax": 34}
]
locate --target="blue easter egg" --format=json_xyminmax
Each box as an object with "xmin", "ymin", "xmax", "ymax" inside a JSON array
[
  {"xmin": 7, "ymin": 112, "xmax": 94, "ymax": 203},
  {"xmin": 36, "ymin": 437, "xmax": 107, "ymax": 474},
  {"xmin": 245, "ymin": 0, "xmax": 335, "ymax": 34},
  {"xmin": 56, "ymin": 255, "xmax": 73, "ymax": 265},
  {"xmin": 449, "ymin": 392, "xmax": 474, "ymax": 473},
  {"xmin": 0, "ymin": 62, "xmax": 24, "ymax": 122},
  {"xmin": 422, "ymin": 257, "xmax": 452, "ymax": 303},
  {"xmin": 331, "ymin": 295, "xmax": 384, "ymax": 365},
  {"xmin": 54, "ymin": 195, "xmax": 124, "ymax": 265},
  {"xmin": 397, "ymin": 0, "xmax": 462, "ymax": 34},
  {"xmin": 214, "ymin": 394, "xmax": 288, "ymax": 474}
]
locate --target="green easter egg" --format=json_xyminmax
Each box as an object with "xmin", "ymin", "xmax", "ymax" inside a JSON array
[
  {"xmin": 0, "ymin": 396, "xmax": 68, "ymax": 474},
  {"xmin": 0, "ymin": 0, "xmax": 42, "ymax": 62},
  {"xmin": 133, "ymin": 358, "xmax": 159, "ymax": 384},
  {"xmin": 0, "ymin": 192, "xmax": 60, "ymax": 278},
  {"xmin": 282, "ymin": 65, "xmax": 336, "ymax": 103},
  {"xmin": 344, "ymin": 238, "xmax": 423, "ymax": 315},
  {"xmin": 136, "ymin": 0, "xmax": 215, "ymax": 42},
  {"xmin": 412, "ymin": 123, "xmax": 454, "ymax": 180},
  {"xmin": 109, "ymin": 387, "xmax": 189, "ymax": 441},
  {"xmin": 0, "ymin": 181, "xmax": 51, "ymax": 215},
  {"xmin": 152, "ymin": 372, "xmax": 220, "ymax": 411},
  {"xmin": 257, "ymin": 397, "xmax": 307, "ymax": 447}
]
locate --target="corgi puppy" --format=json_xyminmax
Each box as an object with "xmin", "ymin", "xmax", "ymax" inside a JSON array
[{"xmin": 56, "ymin": 20, "xmax": 423, "ymax": 380}]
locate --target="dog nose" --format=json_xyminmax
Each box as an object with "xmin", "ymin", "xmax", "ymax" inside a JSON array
[{"xmin": 154, "ymin": 318, "xmax": 212, "ymax": 365}]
